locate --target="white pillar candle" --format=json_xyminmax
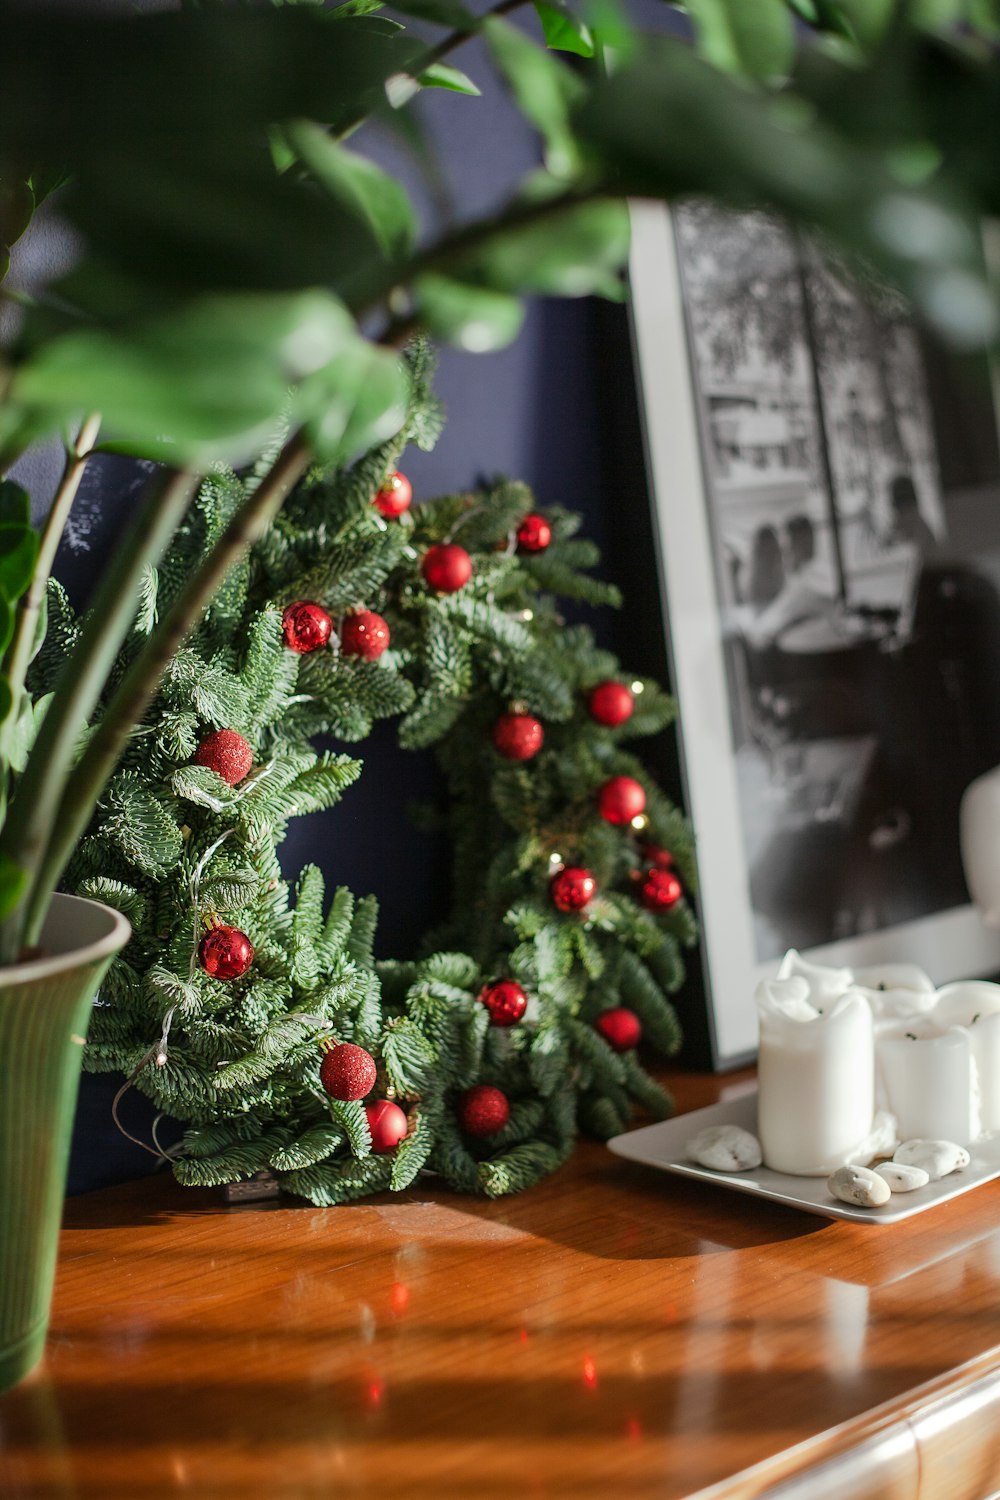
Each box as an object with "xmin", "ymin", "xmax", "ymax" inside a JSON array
[
  {"xmin": 756, "ymin": 977, "xmax": 875, "ymax": 1176},
  {"xmin": 877, "ymin": 1022, "xmax": 974, "ymax": 1145},
  {"xmin": 935, "ymin": 981, "xmax": 1000, "ymax": 1135},
  {"xmin": 853, "ymin": 962, "xmax": 935, "ymax": 996},
  {"xmin": 776, "ymin": 949, "xmax": 854, "ymax": 1007}
]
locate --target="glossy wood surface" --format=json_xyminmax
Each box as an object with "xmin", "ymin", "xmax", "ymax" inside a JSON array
[{"xmin": 3, "ymin": 1068, "xmax": 1000, "ymax": 1499}]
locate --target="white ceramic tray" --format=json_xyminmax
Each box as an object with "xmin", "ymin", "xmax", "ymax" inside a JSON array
[{"xmin": 607, "ymin": 1089, "xmax": 1000, "ymax": 1224}]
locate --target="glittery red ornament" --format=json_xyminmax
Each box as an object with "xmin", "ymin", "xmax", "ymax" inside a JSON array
[
  {"xmin": 282, "ymin": 600, "xmax": 333, "ymax": 654},
  {"xmin": 194, "ymin": 729, "xmax": 253, "ymax": 786},
  {"xmin": 340, "ymin": 610, "xmax": 391, "ymax": 661},
  {"xmin": 550, "ymin": 866, "xmax": 597, "ymax": 912},
  {"xmin": 478, "ymin": 979, "xmax": 528, "ymax": 1027},
  {"xmin": 597, "ymin": 775, "xmax": 647, "ymax": 826},
  {"xmin": 320, "ymin": 1042, "xmax": 377, "ymax": 1102},
  {"xmin": 365, "ymin": 1099, "xmax": 408, "ymax": 1153},
  {"xmin": 374, "ymin": 471, "xmax": 412, "ymax": 518},
  {"xmin": 198, "ymin": 924, "xmax": 254, "ymax": 980},
  {"xmin": 595, "ymin": 1007, "xmax": 642, "ymax": 1053},
  {"xmin": 588, "ymin": 680, "xmax": 635, "ymax": 727},
  {"xmin": 421, "ymin": 543, "xmax": 472, "ymax": 594},
  {"xmin": 459, "ymin": 1084, "xmax": 511, "ymax": 1137},
  {"xmin": 640, "ymin": 868, "xmax": 683, "ymax": 912},
  {"xmin": 641, "ymin": 842, "xmax": 674, "ymax": 870},
  {"xmin": 492, "ymin": 712, "xmax": 544, "ymax": 762},
  {"xmin": 516, "ymin": 513, "xmax": 552, "ymax": 553}
]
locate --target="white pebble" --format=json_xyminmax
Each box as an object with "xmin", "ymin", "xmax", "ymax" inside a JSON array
[
  {"xmin": 686, "ymin": 1124, "xmax": 762, "ymax": 1172},
  {"xmin": 874, "ymin": 1161, "xmax": 930, "ymax": 1193},
  {"xmin": 827, "ymin": 1164, "xmax": 892, "ymax": 1208},
  {"xmin": 893, "ymin": 1139, "xmax": 971, "ymax": 1180}
]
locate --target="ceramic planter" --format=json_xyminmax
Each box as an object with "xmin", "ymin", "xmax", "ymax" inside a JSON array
[{"xmin": 0, "ymin": 893, "xmax": 130, "ymax": 1393}]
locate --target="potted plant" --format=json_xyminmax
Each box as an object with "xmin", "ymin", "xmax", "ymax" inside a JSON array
[{"xmin": 0, "ymin": 0, "xmax": 993, "ymax": 1392}]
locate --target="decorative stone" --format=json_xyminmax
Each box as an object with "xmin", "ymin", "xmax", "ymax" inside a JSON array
[
  {"xmin": 686, "ymin": 1124, "xmax": 762, "ymax": 1173},
  {"xmin": 827, "ymin": 1164, "xmax": 892, "ymax": 1208},
  {"xmin": 873, "ymin": 1160, "xmax": 930, "ymax": 1193},
  {"xmin": 893, "ymin": 1139, "xmax": 970, "ymax": 1180}
]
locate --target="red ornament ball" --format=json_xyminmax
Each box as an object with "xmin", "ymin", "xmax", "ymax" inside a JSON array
[
  {"xmin": 640, "ymin": 867, "xmax": 683, "ymax": 912},
  {"xmin": 282, "ymin": 599, "xmax": 333, "ymax": 654},
  {"xmin": 597, "ymin": 775, "xmax": 647, "ymax": 826},
  {"xmin": 492, "ymin": 712, "xmax": 544, "ymax": 762},
  {"xmin": 641, "ymin": 842, "xmax": 674, "ymax": 870},
  {"xmin": 198, "ymin": 924, "xmax": 254, "ymax": 981},
  {"xmin": 478, "ymin": 979, "xmax": 528, "ymax": 1027},
  {"xmin": 194, "ymin": 729, "xmax": 253, "ymax": 786},
  {"xmin": 319, "ymin": 1042, "xmax": 377, "ymax": 1102},
  {"xmin": 373, "ymin": 471, "xmax": 412, "ymax": 518},
  {"xmin": 340, "ymin": 610, "xmax": 391, "ymax": 661},
  {"xmin": 550, "ymin": 866, "xmax": 597, "ymax": 913},
  {"xmin": 459, "ymin": 1084, "xmax": 511, "ymax": 1137},
  {"xmin": 365, "ymin": 1099, "xmax": 408, "ymax": 1153},
  {"xmin": 588, "ymin": 680, "xmax": 635, "ymax": 727},
  {"xmin": 421, "ymin": 543, "xmax": 473, "ymax": 594},
  {"xmin": 516, "ymin": 513, "xmax": 552, "ymax": 553},
  {"xmin": 595, "ymin": 1007, "xmax": 642, "ymax": 1053}
]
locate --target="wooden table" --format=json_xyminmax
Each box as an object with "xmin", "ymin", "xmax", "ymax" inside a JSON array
[{"xmin": 3, "ymin": 1068, "xmax": 1000, "ymax": 1499}]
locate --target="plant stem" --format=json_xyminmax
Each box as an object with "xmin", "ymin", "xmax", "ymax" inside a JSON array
[
  {"xmin": 24, "ymin": 432, "xmax": 312, "ymax": 943},
  {"xmin": 3, "ymin": 413, "xmax": 101, "ymax": 716},
  {"xmin": 0, "ymin": 465, "xmax": 199, "ymax": 962}
]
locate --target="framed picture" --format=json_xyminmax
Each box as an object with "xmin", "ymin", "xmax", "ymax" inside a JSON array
[{"xmin": 629, "ymin": 199, "xmax": 1000, "ymax": 1068}]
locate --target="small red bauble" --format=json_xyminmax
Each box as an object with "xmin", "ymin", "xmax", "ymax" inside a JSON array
[
  {"xmin": 597, "ymin": 775, "xmax": 647, "ymax": 826},
  {"xmin": 641, "ymin": 842, "xmax": 674, "ymax": 870},
  {"xmin": 320, "ymin": 1042, "xmax": 377, "ymax": 1102},
  {"xmin": 198, "ymin": 924, "xmax": 254, "ymax": 981},
  {"xmin": 588, "ymin": 680, "xmax": 635, "ymax": 727},
  {"xmin": 549, "ymin": 866, "xmax": 597, "ymax": 913},
  {"xmin": 340, "ymin": 610, "xmax": 391, "ymax": 661},
  {"xmin": 459, "ymin": 1084, "xmax": 511, "ymax": 1137},
  {"xmin": 421, "ymin": 543, "xmax": 473, "ymax": 594},
  {"xmin": 516, "ymin": 513, "xmax": 552, "ymax": 553},
  {"xmin": 365, "ymin": 1099, "xmax": 408, "ymax": 1153},
  {"xmin": 640, "ymin": 868, "xmax": 683, "ymax": 912},
  {"xmin": 595, "ymin": 1007, "xmax": 642, "ymax": 1053},
  {"xmin": 194, "ymin": 729, "xmax": 253, "ymax": 786},
  {"xmin": 478, "ymin": 979, "xmax": 528, "ymax": 1027},
  {"xmin": 282, "ymin": 599, "xmax": 333, "ymax": 654},
  {"xmin": 492, "ymin": 712, "xmax": 544, "ymax": 762},
  {"xmin": 373, "ymin": 471, "xmax": 412, "ymax": 518}
]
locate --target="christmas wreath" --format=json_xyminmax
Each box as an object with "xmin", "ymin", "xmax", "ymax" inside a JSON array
[{"xmin": 44, "ymin": 350, "xmax": 697, "ymax": 1206}]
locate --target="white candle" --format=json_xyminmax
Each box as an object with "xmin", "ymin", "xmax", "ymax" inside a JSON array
[
  {"xmin": 877, "ymin": 1021, "xmax": 974, "ymax": 1145},
  {"xmin": 853, "ymin": 962, "xmax": 935, "ymax": 996},
  {"xmin": 756, "ymin": 977, "xmax": 875, "ymax": 1176},
  {"xmin": 776, "ymin": 949, "xmax": 853, "ymax": 1007},
  {"xmin": 935, "ymin": 980, "xmax": 1000, "ymax": 1135}
]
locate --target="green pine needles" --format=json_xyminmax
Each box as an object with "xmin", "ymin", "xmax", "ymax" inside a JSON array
[{"xmin": 43, "ymin": 354, "xmax": 697, "ymax": 1206}]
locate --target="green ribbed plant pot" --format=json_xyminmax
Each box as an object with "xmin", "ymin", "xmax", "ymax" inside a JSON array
[{"xmin": 0, "ymin": 893, "xmax": 130, "ymax": 1394}]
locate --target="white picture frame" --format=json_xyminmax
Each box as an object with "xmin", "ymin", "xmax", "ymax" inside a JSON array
[{"xmin": 628, "ymin": 198, "xmax": 1000, "ymax": 1069}]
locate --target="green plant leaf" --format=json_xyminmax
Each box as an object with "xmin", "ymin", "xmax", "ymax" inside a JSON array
[
  {"xmin": 0, "ymin": 523, "xmax": 39, "ymax": 604},
  {"xmin": 533, "ymin": 2, "xmax": 594, "ymax": 58},
  {"xmin": 286, "ymin": 122, "xmax": 416, "ymax": 259},
  {"xmin": 385, "ymin": 0, "xmax": 478, "ymax": 24},
  {"xmin": 685, "ymin": 0, "xmax": 796, "ymax": 82},
  {"xmin": 0, "ymin": 482, "xmax": 30, "ymax": 527},
  {"xmin": 413, "ymin": 273, "xmax": 525, "ymax": 351},
  {"xmin": 0, "ymin": 852, "xmax": 27, "ymax": 923},
  {"xmin": 417, "ymin": 62, "xmax": 481, "ymax": 94},
  {"xmin": 300, "ymin": 340, "xmax": 408, "ymax": 463},
  {"xmin": 448, "ymin": 197, "xmax": 630, "ymax": 299},
  {"xmin": 483, "ymin": 16, "xmax": 584, "ymax": 179}
]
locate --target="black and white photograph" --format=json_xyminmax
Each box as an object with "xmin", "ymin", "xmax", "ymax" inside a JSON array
[{"xmin": 630, "ymin": 201, "xmax": 1000, "ymax": 1065}]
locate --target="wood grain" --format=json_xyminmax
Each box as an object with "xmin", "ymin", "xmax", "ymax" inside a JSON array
[{"xmin": 2, "ymin": 1068, "xmax": 1000, "ymax": 1499}]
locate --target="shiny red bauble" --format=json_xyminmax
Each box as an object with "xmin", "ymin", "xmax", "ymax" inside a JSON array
[
  {"xmin": 421, "ymin": 543, "xmax": 473, "ymax": 594},
  {"xmin": 641, "ymin": 842, "xmax": 674, "ymax": 870},
  {"xmin": 459, "ymin": 1084, "xmax": 511, "ymax": 1137},
  {"xmin": 640, "ymin": 868, "xmax": 683, "ymax": 912},
  {"xmin": 595, "ymin": 1007, "xmax": 642, "ymax": 1053},
  {"xmin": 516, "ymin": 513, "xmax": 552, "ymax": 553},
  {"xmin": 478, "ymin": 979, "xmax": 528, "ymax": 1027},
  {"xmin": 319, "ymin": 1042, "xmax": 377, "ymax": 1102},
  {"xmin": 373, "ymin": 471, "xmax": 412, "ymax": 518},
  {"xmin": 588, "ymin": 680, "xmax": 635, "ymax": 727},
  {"xmin": 365, "ymin": 1099, "xmax": 408, "ymax": 1153},
  {"xmin": 193, "ymin": 728, "xmax": 254, "ymax": 786},
  {"xmin": 549, "ymin": 866, "xmax": 597, "ymax": 912},
  {"xmin": 492, "ymin": 712, "xmax": 544, "ymax": 762},
  {"xmin": 198, "ymin": 924, "xmax": 254, "ymax": 981},
  {"xmin": 340, "ymin": 610, "xmax": 391, "ymax": 661},
  {"xmin": 597, "ymin": 775, "xmax": 647, "ymax": 826},
  {"xmin": 282, "ymin": 599, "xmax": 333, "ymax": 654}
]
